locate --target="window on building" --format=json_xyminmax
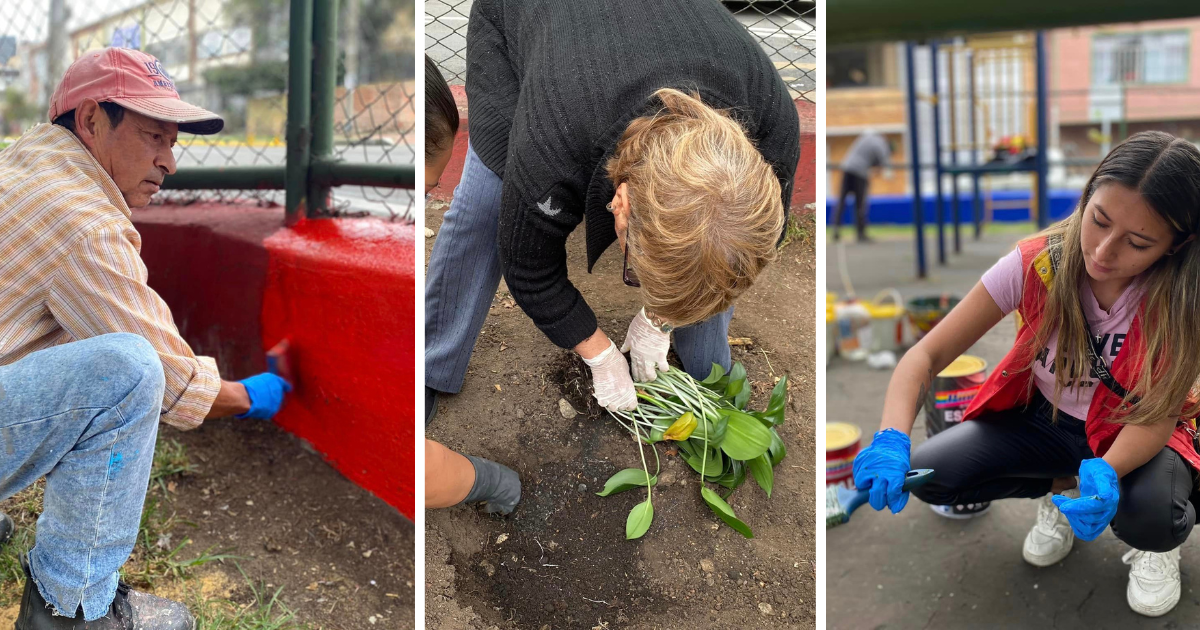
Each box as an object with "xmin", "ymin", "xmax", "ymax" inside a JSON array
[
  {"xmin": 829, "ymin": 44, "xmax": 890, "ymax": 88},
  {"xmin": 1093, "ymin": 31, "xmax": 1189, "ymax": 86}
]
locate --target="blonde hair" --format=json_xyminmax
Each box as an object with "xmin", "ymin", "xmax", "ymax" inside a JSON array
[
  {"xmin": 1022, "ymin": 131, "xmax": 1200, "ymax": 427},
  {"xmin": 605, "ymin": 88, "xmax": 784, "ymax": 327}
]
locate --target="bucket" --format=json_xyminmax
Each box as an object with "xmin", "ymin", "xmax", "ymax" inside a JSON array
[
  {"xmin": 865, "ymin": 289, "xmax": 906, "ymax": 352},
  {"xmin": 906, "ymin": 294, "xmax": 961, "ymax": 340},
  {"xmin": 923, "ymin": 354, "xmax": 991, "ymax": 517},
  {"xmin": 923, "ymin": 354, "xmax": 988, "ymax": 436},
  {"xmin": 835, "ymin": 301, "xmax": 872, "ymax": 361},
  {"xmin": 826, "ymin": 422, "xmax": 862, "ymax": 488}
]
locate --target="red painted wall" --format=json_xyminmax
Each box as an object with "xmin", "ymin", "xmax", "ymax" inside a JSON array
[
  {"xmin": 262, "ymin": 218, "xmax": 416, "ymax": 516},
  {"xmin": 430, "ymin": 85, "xmax": 817, "ymax": 212},
  {"xmin": 134, "ymin": 205, "xmax": 416, "ymax": 519}
]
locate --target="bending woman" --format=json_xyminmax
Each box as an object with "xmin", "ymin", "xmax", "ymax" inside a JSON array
[
  {"xmin": 854, "ymin": 131, "xmax": 1200, "ymax": 618},
  {"xmin": 424, "ymin": 0, "xmax": 799, "ymax": 421},
  {"xmin": 425, "ymin": 56, "xmax": 520, "ymax": 514}
]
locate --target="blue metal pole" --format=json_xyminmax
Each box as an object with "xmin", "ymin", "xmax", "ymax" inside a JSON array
[
  {"xmin": 1036, "ymin": 31, "xmax": 1050, "ymax": 229},
  {"xmin": 947, "ymin": 44, "xmax": 961, "ymax": 254},
  {"xmin": 930, "ymin": 41, "xmax": 946, "ymax": 265},
  {"xmin": 968, "ymin": 48, "xmax": 982, "ymax": 240},
  {"xmin": 906, "ymin": 41, "xmax": 927, "ymax": 279}
]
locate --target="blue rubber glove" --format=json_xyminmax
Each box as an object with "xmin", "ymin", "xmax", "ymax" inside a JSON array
[
  {"xmin": 1051, "ymin": 458, "xmax": 1119, "ymax": 542},
  {"xmin": 236, "ymin": 373, "xmax": 292, "ymax": 420},
  {"xmin": 852, "ymin": 428, "xmax": 912, "ymax": 514}
]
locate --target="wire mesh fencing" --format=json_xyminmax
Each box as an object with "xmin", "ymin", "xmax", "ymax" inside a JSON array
[
  {"xmin": 0, "ymin": 0, "xmax": 414, "ymax": 220},
  {"xmin": 424, "ymin": 0, "xmax": 816, "ymax": 102}
]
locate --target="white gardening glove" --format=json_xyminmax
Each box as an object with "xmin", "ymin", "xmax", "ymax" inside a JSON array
[
  {"xmin": 620, "ymin": 308, "xmax": 671, "ymax": 382},
  {"xmin": 581, "ymin": 339, "xmax": 638, "ymax": 412}
]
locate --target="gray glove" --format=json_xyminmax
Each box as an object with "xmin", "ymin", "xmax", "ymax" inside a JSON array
[{"xmin": 462, "ymin": 456, "xmax": 522, "ymax": 515}]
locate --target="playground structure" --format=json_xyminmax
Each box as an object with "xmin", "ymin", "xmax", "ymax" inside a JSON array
[
  {"xmin": 907, "ymin": 32, "xmax": 1049, "ymax": 278},
  {"xmin": 829, "ymin": 0, "xmax": 1200, "ymax": 279}
]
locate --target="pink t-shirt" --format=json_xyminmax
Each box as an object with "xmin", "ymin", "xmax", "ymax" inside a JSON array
[{"xmin": 981, "ymin": 248, "xmax": 1146, "ymax": 420}]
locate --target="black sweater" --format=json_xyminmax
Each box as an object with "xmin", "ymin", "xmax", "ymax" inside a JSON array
[{"xmin": 466, "ymin": 0, "xmax": 800, "ymax": 349}]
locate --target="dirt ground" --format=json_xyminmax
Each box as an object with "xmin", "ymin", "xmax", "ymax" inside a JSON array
[
  {"xmin": 825, "ymin": 229, "xmax": 1200, "ymax": 629},
  {"xmin": 0, "ymin": 417, "xmax": 415, "ymax": 630},
  {"xmin": 424, "ymin": 199, "xmax": 816, "ymax": 630}
]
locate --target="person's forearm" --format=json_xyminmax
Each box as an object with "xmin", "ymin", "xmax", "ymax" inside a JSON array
[
  {"xmin": 205, "ymin": 380, "xmax": 252, "ymax": 419},
  {"xmin": 879, "ymin": 346, "xmax": 936, "ymax": 435},
  {"xmin": 425, "ymin": 439, "xmax": 477, "ymax": 508},
  {"xmin": 1102, "ymin": 419, "xmax": 1176, "ymax": 478},
  {"xmin": 574, "ymin": 327, "xmax": 611, "ymax": 360}
]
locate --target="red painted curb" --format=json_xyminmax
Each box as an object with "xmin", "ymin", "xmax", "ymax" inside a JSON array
[{"xmin": 134, "ymin": 205, "xmax": 416, "ymax": 519}]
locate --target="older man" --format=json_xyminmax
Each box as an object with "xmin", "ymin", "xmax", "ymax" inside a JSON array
[{"xmin": 0, "ymin": 48, "xmax": 290, "ymax": 629}]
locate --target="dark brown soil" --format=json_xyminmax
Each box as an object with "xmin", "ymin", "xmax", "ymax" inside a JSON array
[
  {"xmin": 425, "ymin": 200, "xmax": 816, "ymax": 630},
  {"xmin": 160, "ymin": 418, "xmax": 417, "ymax": 629}
]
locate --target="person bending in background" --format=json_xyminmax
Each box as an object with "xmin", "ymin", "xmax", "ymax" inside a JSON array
[
  {"xmin": 854, "ymin": 131, "xmax": 1200, "ymax": 617},
  {"xmin": 834, "ymin": 129, "xmax": 893, "ymax": 243},
  {"xmin": 424, "ymin": 55, "xmax": 521, "ymax": 515},
  {"xmin": 0, "ymin": 48, "xmax": 290, "ymax": 628}
]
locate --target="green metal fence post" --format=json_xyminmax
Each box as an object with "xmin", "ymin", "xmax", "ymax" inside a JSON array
[
  {"xmin": 285, "ymin": 0, "xmax": 314, "ymax": 225},
  {"xmin": 309, "ymin": 0, "xmax": 340, "ymax": 216}
]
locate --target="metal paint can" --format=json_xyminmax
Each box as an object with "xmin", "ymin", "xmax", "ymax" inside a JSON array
[
  {"xmin": 923, "ymin": 354, "xmax": 988, "ymax": 436},
  {"xmin": 826, "ymin": 422, "xmax": 862, "ymax": 489}
]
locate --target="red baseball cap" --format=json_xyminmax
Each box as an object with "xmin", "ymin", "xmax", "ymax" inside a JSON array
[{"xmin": 48, "ymin": 47, "xmax": 224, "ymax": 135}]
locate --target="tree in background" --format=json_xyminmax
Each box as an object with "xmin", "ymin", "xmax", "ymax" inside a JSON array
[{"xmin": 1, "ymin": 87, "xmax": 40, "ymax": 136}]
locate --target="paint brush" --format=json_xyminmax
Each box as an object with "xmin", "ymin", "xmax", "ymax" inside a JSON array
[
  {"xmin": 266, "ymin": 338, "xmax": 295, "ymax": 386},
  {"xmin": 825, "ymin": 469, "xmax": 935, "ymax": 528}
]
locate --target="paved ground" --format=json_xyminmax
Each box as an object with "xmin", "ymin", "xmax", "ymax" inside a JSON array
[{"xmin": 825, "ymin": 228, "xmax": 1200, "ymax": 629}]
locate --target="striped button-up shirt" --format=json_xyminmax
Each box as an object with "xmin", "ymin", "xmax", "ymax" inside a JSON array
[{"xmin": 0, "ymin": 123, "xmax": 219, "ymax": 428}]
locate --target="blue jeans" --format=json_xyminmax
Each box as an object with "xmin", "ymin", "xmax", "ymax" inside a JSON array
[
  {"xmin": 425, "ymin": 143, "xmax": 733, "ymax": 394},
  {"xmin": 0, "ymin": 333, "xmax": 163, "ymax": 621}
]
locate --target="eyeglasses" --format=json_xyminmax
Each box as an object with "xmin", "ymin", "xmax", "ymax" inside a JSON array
[{"xmin": 622, "ymin": 225, "xmax": 640, "ymax": 287}]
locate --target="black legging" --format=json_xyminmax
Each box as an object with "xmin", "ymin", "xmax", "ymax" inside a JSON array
[
  {"xmin": 834, "ymin": 171, "xmax": 869, "ymax": 240},
  {"xmin": 910, "ymin": 394, "xmax": 1199, "ymax": 552}
]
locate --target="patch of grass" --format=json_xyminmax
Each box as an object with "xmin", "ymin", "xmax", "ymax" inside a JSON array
[
  {"xmin": 192, "ymin": 567, "xmax": 309, "ymax": 630},
  {"xmin": 827, "ymin": 220, "xmax": 1039, "ymax": 241},
  {"xmin": 122, "ymin": 493, "xmax": 237, "ymax": 589},
  {"xmin": 0, "ymin": 438, "xmax": 223, "ymax": 600},
  {"xmin": 0, "ymin": 483, "xmax": 41, "ymax": 605},
  {"xmin": 778, "ymin": 212, "xmax": 814, "ymax": 251},
  {"xmin": 152, "ymin": 438, "xmax": 199, "ymax": 494},
  {"xmin": 0, "ymin": 438, "xmax": 304, "ymax": 627}
]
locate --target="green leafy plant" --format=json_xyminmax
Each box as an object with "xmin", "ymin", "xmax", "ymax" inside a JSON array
[{"xmin": 602, "ymin": 363, "xmax": 788, "ymax": 539}]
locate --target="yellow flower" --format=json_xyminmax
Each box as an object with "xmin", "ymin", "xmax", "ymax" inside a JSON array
[{"xmin": 663, "ymin": 412, "xmax": 697, "ymax": 441}]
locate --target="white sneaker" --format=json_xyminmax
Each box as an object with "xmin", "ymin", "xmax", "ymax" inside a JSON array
[
  {"xmin": 1123, "ymin": 548, "xmax": 1182, "ymax": 617},
  {"xmin": 1022, "ymin": 489, "xmax": 1077, "ymax": 567},
  {"xmin": 929, "ymin": 502, "xmax": 992, "ymax": 519}
]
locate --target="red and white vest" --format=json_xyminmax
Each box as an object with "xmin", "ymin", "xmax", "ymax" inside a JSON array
[{"xmin": 962, "ymin": 235, "xmax": 1200, "ymax": 472}]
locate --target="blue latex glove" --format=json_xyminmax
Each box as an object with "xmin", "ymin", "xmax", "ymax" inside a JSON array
[
  {"xmin": 852, "ymin": 428, "xmax": 912, "ymax": 514},
  {"xmin": 1052, "ymin": 458, "xmax": 1119, "ymax": 541},
  {"xmin": 236, "ymin": 373, "xmax": 292, "ymax": 420}
]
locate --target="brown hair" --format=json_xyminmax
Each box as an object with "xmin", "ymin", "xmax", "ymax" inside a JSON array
[
  {"xmin": 605, "ymin": 88, "xmax": 783, "ymax": 327},
  {"xmin": 1023, "ymin": 130, "xmax": 1200, "ymax": 426},
  {"xmin": 425, "ymin": 55, "xmax": 459, "ymax": 160}
]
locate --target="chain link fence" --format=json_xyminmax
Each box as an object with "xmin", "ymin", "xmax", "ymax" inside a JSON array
[
  {"xmin": 424, "ymin": 0, "xmax": 815, "ymax": 103},
  {"xmin": 0, "ymin": 0, "xmax": 414, "ymax": 220}
]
